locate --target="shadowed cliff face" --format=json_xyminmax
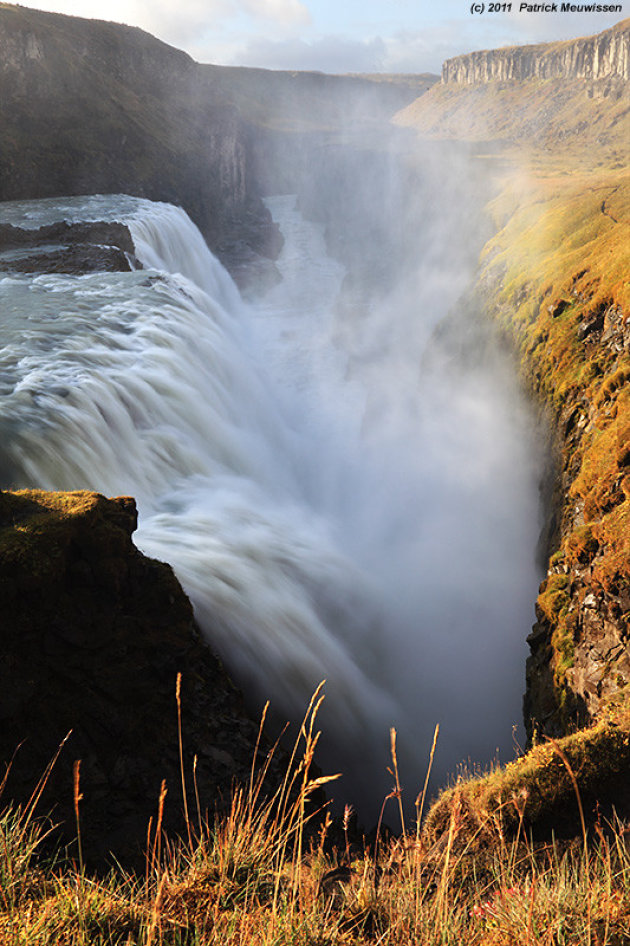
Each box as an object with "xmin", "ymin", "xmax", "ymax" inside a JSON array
[
  {"xmin": 0, "ymin": 4, "xmax": 284, "ymax": 274},
  {"xmin": 0, "ymin": 488, "xmax": 284, "ymax": 867},
  {"xmin": 442, "ymin": 18, "xmax": 630, "ymax": 83}
]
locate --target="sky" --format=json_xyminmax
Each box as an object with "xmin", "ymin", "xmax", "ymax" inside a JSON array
[{"xmin": 14, "ymin": 0, "xmax": 627, "ymax": 74}]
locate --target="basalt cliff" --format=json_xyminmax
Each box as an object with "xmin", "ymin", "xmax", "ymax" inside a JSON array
[{"xmin": 442, "ymin": 17, "xmax": 629, "ymax": 84}]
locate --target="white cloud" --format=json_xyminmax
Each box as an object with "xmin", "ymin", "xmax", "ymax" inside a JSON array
[
  {"xmin": 16, "ymin": 0, "xmax": 311, "ymax": 50},
  {"xmin": 241, "ymin": 0, "xmax": 310, "ymax": 26},
  {"xmin": 220, "ymin": 33, "xmax": 386, "ymax": 72}
]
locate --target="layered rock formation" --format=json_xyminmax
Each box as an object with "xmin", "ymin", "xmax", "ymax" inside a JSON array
[{"xmin": 442, "ymin": 17, "xmax": 630, "ymax": 83}]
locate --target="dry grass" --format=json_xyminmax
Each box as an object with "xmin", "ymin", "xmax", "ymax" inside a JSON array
[{"xmin": 3, "ymin": 685, "xmax": 630, "ymax": 945}]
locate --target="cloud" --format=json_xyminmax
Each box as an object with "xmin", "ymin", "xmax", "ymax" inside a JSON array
[
  {"xmin": 504, "ymin": 9, "xmax": 622, "ymax": 45},
  {"xmin": 17, "ymin": 0, "xmax": 311, "ymax": 52},
  {"xmin": 242, "ymin": 0, "xmax": 310, "ymax": 26},
  {"xmin": 220, "ymin": 33, "xmax": 387, "ymax": 73}
]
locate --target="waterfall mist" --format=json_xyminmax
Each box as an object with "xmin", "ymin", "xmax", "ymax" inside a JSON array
[{"xmin": 0, "ymin": 133, "xmax": 544, "ymax": 820}]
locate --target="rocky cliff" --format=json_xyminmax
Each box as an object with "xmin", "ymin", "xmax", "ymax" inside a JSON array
[
  {"xmin": 0, "ymin": 3, "xmax": 283, "ymax": 281},
  {"xmin": 394, "ymin": 24, "xmax": 630, "ymax": 851},
  {"xmin": 442, "ymin": 17, "xmax": 630, "ymax": 84},
  {"xmin": 0, "ymin": 488, "xmax": 284, "ymax": 866},
  {"xmin": 477, "ymin": 178, "xmax": 630, "ymax": 740}
]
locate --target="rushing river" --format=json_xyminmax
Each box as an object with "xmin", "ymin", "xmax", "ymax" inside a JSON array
[{"xmin": 0, "ymin": 192, "xmax": 542, "ymax": 817}]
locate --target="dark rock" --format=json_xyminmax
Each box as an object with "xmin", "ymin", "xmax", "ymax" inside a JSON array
[
  {"xmin": 548, "ymin": 299, "xmax": 570, "ymax": 318},
  {"xmin": 0, "ymin": 244, "xmax": 135, "ymax": 274},
  {"xmin": 0, "ymin": 220, "xmax": 141, "ymax": 274},
  {"xmin": 0, "ymin": 490, "xmax": 283, "ymax": 868}
]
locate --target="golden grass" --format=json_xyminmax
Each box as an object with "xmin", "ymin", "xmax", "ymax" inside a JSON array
[
  {"xmin": 5, "ymin": 685, "xmax": 630, "ymax": 945},
  {"xmin": 477, "ymin": 155, "xmax": 630, "ymax": 704}
]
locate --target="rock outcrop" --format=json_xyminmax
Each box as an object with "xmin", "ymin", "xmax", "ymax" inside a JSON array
[
  {"xmin": 0, "ymin": 220, "xmax": 140, "ymax": 274},
  {"xmin": 0, "ymin": 489, "xmax": 283, "ymax": 866},
  {"xmin": 442, "ymin": 18, "xmax": 630, "ymax": 84}
]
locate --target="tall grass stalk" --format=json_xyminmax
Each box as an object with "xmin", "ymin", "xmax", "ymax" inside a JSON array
[
  {"xmin": 73, "ymin": 758, "xmax": 84, "ymax": 874},
  {"xmin": 4, "ymin": 690, "xmax": 630, "ymax": 943}
]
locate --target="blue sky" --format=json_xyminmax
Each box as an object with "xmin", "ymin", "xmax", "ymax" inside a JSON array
[{"xmin": 15, "ymin": 0, "xmax": 626, "ymax": 73}]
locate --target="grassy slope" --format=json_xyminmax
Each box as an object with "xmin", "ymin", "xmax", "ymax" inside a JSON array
[
  {"xmin": 392, "ymin": 69, "xmax": 630, "ymax": 866},
  {"xmin": 4, "ymin": 691, "xmax": 630, "ymax": 943}
]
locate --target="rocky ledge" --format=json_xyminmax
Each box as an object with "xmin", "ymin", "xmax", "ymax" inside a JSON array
[
  {"xmin": 442, "ymin": 18, "xmax": 630, "ymax": 84},
  {"xmin": 0, "ymin": 220, "xmax": 140, "ymax": 275},
  {"xmin": 0, "ymin": 489, "xmax": 281, "ymax": 867}
]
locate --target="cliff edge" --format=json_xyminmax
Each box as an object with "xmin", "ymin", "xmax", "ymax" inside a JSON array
[
  {"xmin": 0, "ymin": 489, "xmax": 282, "ymax": 865},
  {"xmin": 442, "ymin": 17, "xmax": 629, "ymax": 83}
]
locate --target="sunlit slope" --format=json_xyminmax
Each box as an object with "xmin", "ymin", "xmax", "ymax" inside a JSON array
[
  {"xmin": 396, "ymin": 51, "xmax": 630, "ymax": 745},
  {"xmin": 394, "ymin": 75, "xmax": 629, "ymax": 166}
]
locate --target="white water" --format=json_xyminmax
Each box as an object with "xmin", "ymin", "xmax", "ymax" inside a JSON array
[{"xmin": 0, "ymin": 193, "xmax": 542, "ymax": 816}]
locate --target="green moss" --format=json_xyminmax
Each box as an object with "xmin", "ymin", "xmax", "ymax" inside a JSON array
[{"xmin": 538, "ymin": 573, "xmax": 570, "ymax": 622}]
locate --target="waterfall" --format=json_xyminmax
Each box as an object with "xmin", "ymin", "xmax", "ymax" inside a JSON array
[{"xmin": 0, "ymin": 192, "xmax": 542, "ymax": 816}]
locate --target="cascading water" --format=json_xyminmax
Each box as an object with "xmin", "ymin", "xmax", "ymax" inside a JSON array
[{"xmin": 0, "ymin": 189, "xmax": 542, "ymax": 817}]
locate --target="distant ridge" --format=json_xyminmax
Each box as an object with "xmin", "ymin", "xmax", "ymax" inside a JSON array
[{"xmin": 442, "ymin": 17, "xmax": 629, "ymax": 83}]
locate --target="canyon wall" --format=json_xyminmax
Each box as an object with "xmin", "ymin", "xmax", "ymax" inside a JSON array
[
  {"xmin": 0, "ymin": 4, "xmax": 280, "ymax": 275},
  {"xmin": 442, "ymin": 17, "xmax": 629, "ymax": 83},
  {"xmin": 0, "ymin": 4, "xmax": 434, "ymax": 283}
]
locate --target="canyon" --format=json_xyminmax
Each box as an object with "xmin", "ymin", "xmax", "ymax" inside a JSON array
[{"xmin": 0, "ymin": 4, "xmax": 628, "ymax": 858}]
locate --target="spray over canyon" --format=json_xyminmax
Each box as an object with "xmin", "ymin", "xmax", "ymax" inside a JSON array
[{"xmin": 0, "ymin": 130, "xmax": 544, "ymax": 816}]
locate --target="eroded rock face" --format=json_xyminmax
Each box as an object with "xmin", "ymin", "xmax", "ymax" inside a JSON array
[
  {"xmin": 442, "ymin": 19, "xmax": 630, "ymax": 84},
  {"xmin": 0, "ymin": 490, "xmax": 280, "ymax": 866}
]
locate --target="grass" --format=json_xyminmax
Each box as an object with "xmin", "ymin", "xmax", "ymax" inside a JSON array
[
  {"xmin": 475, "ymin": 154, "xmax": 630, "ymax": 713},
  {"xmin": 3, "ymin": 685, "xmax": 630, "ymax": 944}
]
